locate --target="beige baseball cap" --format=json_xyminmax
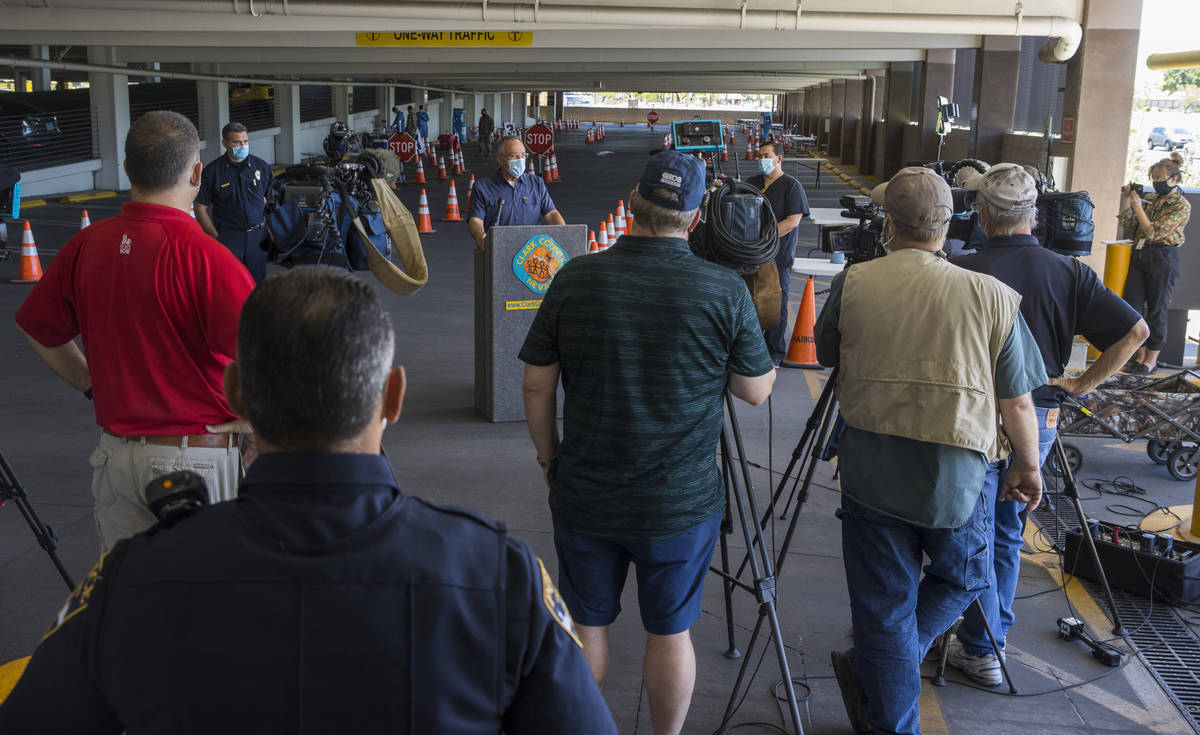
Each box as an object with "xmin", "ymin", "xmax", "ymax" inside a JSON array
[
  {"xmin": 962, "ymin": 162, "xmax": 1038, "ymax": 213},
  {"xmin": 870, "ymin": 167, "xmax": 953, "ymax": 229}
]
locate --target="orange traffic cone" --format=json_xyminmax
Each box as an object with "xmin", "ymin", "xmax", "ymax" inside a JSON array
[
  {"xmin": 80, "ymin": 209, "xmax": 91, "ymax": 229},
  {"xmin": 436, "ymin": 156, "xmax": 448, "ymax": 180},
  {"xmin": 745, "ymin": 138, "xmax": 754, "ymax": 160},
  {"xmin": 615, "ymin": 200, "xmax": 626, "ymax": 235},
  {"xmin": 12, "ymin": 221, "xmax": 44, "ymax": 284},
  {"xmin": 781, "ymin": 277, "xmax": 822, "ymax": 370},
  {"xmin": 598, "ymin": 223, "xmax": 609, "ymax": 250},
  {"xmin": 455, "ymin": 149, "xmax": 466, "ymax": 175},
  {"xmin": 416, "ymin": 189, "xmax": 436, "ymax": 233},
  {"xmin": 414, "ymin": 157, "xmax": 427, "ymax": 184},
  {"xmin": 542, "ymin": 156, "xmax": 554, "ymax": 185},
  {"xmin": 442, "ymin": 181, "xmax": 463, "ymax": 222},
  {"xmin": 465, "ymin": 174, "xmax": 475, "ymax": 213},
  {"xmin": 550, "ymin": 154, "xmax": 561, "ymax": 182},
  {"xmin": 606, "ymin": 214, "xmax": 616, "ymax": 243},
  {"xmin": 588, "ymin": 230, "xmax": 599, "ymax": 252},
  {"xmin": 720, "ymin": 146, "xmax": 729, "ymax": 162}
]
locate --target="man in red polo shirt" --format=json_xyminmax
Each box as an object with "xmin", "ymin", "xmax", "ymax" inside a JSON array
[{"xmin": 15, "ymin": 110, "xmax": 255, "ymax": 552}]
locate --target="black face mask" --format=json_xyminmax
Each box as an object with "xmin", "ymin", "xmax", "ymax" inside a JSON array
[{"xmin": 1153, "ymin": 180, "xmax": 1175, "ymax": 196}]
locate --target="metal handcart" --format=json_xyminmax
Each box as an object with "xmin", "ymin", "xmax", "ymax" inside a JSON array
[{"xmin": 1053, "ymin": 370, "xmax": 1200, "ymax": 481}]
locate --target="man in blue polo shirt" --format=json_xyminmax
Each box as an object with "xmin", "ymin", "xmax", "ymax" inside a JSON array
[
  {"xmin": 468, "ymin": 135, "xmax": 564, "ymax": 250},
  {"xmin": 947, "ymin": 164, "xmax": 1148, "ymax": 686},
  {"xmin": 195, "ymin": 121, "xmax": 273, "ymax": 282},
  {"xmin": 520, "ymin": 150, "xmax": 775, "ymax": 735}
]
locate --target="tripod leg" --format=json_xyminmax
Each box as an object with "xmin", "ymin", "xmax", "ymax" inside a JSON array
[
  {"xmin": 932, "ymin": 628, "xmax": 952, "ymax": 687},
  {"xmin": 717, "ymin": 612, "xmax": 766, "ymax": 734},
  {"xmin": 972, "ymin": 597, "xmax": 1017, "ymax": 694},
  {"xmin": 762, "ymin": 599, "xmax": 805, "ymax": 734},
  {"xmin": 719, "ymin": 495, "xmax": 740, "ymax": 659},
  {"xmin": 1, "ymin": 452, "xmax": 76, "ymax": 591},
  {"xmin": 1054, "ymin": 438, "xmax": 1126, "ymax": 636}
]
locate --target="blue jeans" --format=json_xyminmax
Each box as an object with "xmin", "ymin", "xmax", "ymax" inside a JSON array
[
  {"xmin": 839, "ymin": 467, "xmax": 998, "ymax": 735},
  {"xmin": 958, "ymin": 406, "xmax": 1058, "ymax": 656}
]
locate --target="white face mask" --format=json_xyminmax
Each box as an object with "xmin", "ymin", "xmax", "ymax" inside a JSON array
[{"xmin": 758, "ymin": 158, "xmax": 776, "ymax": 176}]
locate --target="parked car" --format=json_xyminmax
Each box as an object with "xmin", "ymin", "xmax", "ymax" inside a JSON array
[
  {"xmin": 1148, "ymin": 126, "xmax": 1193, "ymax": 150},
  {"xmin": 0, "ymin": 94, "xmax": 63, "ymax": 161}
]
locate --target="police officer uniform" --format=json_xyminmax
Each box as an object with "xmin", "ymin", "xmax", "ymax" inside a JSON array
[
  {"xmin": 197, "ymin": 152, "xmax": 273, "ymax": 283},
  {"xmin": 0, "ymin": 453, "xmax": 616, "ymax": 735}
]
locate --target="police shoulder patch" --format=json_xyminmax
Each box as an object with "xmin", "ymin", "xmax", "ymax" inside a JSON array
[
  {"xmin": 42, "ymin": 552, "xmax": 108, "ymax": 641},
  {"xmin": 536, "ymin": 557, "xmax": 582, "ymax": 648}
]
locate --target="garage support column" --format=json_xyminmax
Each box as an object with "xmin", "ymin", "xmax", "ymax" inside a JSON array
[
  {"xmin": 918, "ymin": 49, "xmax": 955, "ymax": 162},
  {"xmin": 376, "ymin": 87, "xmax": 392, "ymax": 123},
  {"xmin": 87, "ymin": 47, "xmax": 130, "ymax": 191},
  {"xmin": 818, "ymin": 82, "xmax": 832, "ymax": 151},
  {"xmin": 804, "ymin": 86, "xmax": 816, "ymax": 137},
  {"xmin": 195, "ymin": 68, "xmax": 229, "ymax": 150},
  {"xmin": 333, "ymin": 86, "xmax": 350, "ymax": 123},
  {"xmin": 883, "ymin": 61, "xmax": 917, "ymax": 179},
  {"xmin": 274, "ymin": 84, "xmax": 301, "ymax": 166},
  {"xmin": 29, "ymin": 46, "xmax": 51, "ymax": 91},
  {"xmin": 829, "ymin": 81, "xmax": 846, "ymax": 160},
  {"xmin": 971, "ymin": 36, "xmax": 1020, "ymax": 164},
  {"xmin": 841, "ymin": 79, "xmax": 864, "ymax": 167},
  {"xmin": 1063, "ymin": 0, "xmax": 1143, "ymax": 265}
]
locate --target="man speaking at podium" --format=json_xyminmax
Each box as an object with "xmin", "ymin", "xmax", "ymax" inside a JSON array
[{"xmin": 468, "ymin": 135, "xmax": 564, "ymax": 250}]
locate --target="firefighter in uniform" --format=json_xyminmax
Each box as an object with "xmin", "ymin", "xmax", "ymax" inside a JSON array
[{"xmin": 195, "ymin": 121, "xmax": 274, "ymax": 283}]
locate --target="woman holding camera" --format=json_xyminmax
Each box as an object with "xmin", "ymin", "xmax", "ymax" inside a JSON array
[{"xmin": 1119, "ymin": 151, "xmax": 1191, "ymax": 374}]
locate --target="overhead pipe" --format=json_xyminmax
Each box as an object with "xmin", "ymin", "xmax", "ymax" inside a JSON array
[
  {"xmin": 1147, "ymin": 51, "xmax": 1200, "ymax": 71},
  {"xmin": 10, "ymin": 1, "xmax": 1084, "ymax": 62}
]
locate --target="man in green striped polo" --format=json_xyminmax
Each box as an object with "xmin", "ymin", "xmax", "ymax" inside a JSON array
[{"xmin": 520, "ymin": 150, "xmax": 776, "ymax": 735}]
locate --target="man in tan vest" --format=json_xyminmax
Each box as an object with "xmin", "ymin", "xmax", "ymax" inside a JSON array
[{"xmin": 814, "ymin": 167, "xmax": 1047, "ymax": 735}]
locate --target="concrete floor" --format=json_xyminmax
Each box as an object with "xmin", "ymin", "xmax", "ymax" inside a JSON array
[{"xmin": 2, "ymin": 125, "xmax": 1198, "ymax": 734}]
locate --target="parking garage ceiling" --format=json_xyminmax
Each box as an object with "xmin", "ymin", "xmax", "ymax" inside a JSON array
[{"xmin": 0, "ymin": 1, "xmax": 1085, "ymax": 93}]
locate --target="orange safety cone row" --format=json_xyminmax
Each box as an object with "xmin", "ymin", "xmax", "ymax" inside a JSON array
[
  {"xmin": 12, "ymin": 221, "xmax": 44, "ymax": 283},
  {"xmin": 80, "ymin": 209, "xmax": 91, "ymax": 229},
  {"xmin": 414, "ymin": 156, "xmax": 427, "ymax": 184},
  {"xmin": 614, "ymin": 200, "xmax": 626, "ymax": 235},
  {"xmin": 416, "ymin": 189, "xmax": 436, "ymax": 233},
  {"xmin": 442, "ymin": 180, "xmax": 463, "ymax": 222},
  {"xmin": 436, "ymin": 156, "xmax": 448, "ymax": 180},
  {"xmin": 465, "ymin": 174, "xmax": 475, "ymax": 213},
  {"xmin": 588, "ymin": 230, "xmax": 599, "ymax": 252},
  {"xmin": 781, "ymin": 277, "xmax": 822, "ymax": 370}
]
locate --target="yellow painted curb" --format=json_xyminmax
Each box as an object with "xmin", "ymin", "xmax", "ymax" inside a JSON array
[
  {"xmin": 18, "ymin": 199, "xmax": 47, "ymax": 209},
  {"xmin": 59, "ymin": 191, "xmax": 118, "ymax": 203}
]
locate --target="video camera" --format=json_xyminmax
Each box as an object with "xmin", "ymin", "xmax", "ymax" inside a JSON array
[{"xmin": 819, "ymin": 195, "xmax": 886, "ymax": 264}]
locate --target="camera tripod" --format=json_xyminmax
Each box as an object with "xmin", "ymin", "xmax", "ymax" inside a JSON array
[
  {"xmin": 710, "ymin": 391, "xmax": 805, "ymax": 734},
  {"xmin": 0, "ymin": 449, "xmax": 76, "ymax": 592}
]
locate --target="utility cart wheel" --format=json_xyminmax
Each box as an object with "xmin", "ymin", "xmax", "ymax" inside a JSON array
[
  {"xmin": 1167, "ymin": 444, "xmax": 1198, "ymax": 482},
  {"xmin": 1046, "ymin": 443, "xmax": 1083, "ymax": 477},
  {"xmin": 1146, "ymin": 439, "xmax": 1175, "ymax": 465}
]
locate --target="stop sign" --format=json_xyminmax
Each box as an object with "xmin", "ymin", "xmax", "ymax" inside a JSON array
[
  {"xmin": 524, "ymin": 124, "xmax": 554, "ymax": 154},
  {"xmin": 647, "ymin": 111, "xmax": 660, "ymax": 124},
  {"xmin": 387, "ymin": 132, "xmax": 417, "ymax": 162}
]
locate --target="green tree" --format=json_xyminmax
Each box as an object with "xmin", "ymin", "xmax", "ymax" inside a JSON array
[{"xmin": 1161, "ymin": 68, "xmax": 1200, "ymax": 94}]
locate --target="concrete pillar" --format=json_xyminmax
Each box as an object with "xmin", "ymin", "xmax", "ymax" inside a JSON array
[
  {"xmin": 376, "ymin": 87, "xmax": 393, "ymax": 121},
  {"xmin": 275, "ymin": 83, "xmax": 301, "ymax": 165},
  {"xmin": 858, "ymin": 70, "xmax": 885, "ymax": 174},
  {"xmin": 971, "ymin": 36, "xmax": 1020, "ymax": 164},
  {"xmin": 196, "ymin": 72, "xmax": 229, "ymax": 149},
  {"xmin": 333, "ymin": 86, "xmax": 350, "ymax": 122},
  {"xmin": 883, "ymin": 62, "xmax": 917, "ymax": 178},
  {"xmin": 29, "ymin": 46, "xmax": 51, "ymax": 91},
  {"xmin": 1063, "ymin": 0, "xmax": 1144, "ymax": 268},
  {"xmin": 841, "ymin": 78, "xmax": 864, "ymax": 167},
  {"xmin": 87, "ymin": 47, "xmax": 130, "ymax": 190},
  {"xmin": 819, "ymin": 82, "xmax": 832, "ymax": 150},
  {"xmin": 829, "ymin": 80, "xmax": 846, "ymax": 159},
  {"xmin": 918, "ymin": 49, "xmax": 955, "ymax": 162}
]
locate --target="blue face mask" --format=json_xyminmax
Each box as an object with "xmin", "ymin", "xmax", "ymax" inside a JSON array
[
  {"xmin": 758, "ymin": 158, "xmax": 775, "ymax": 176},
  {"xmin": 230, "ymin": 144, "xmax": 249, "ymax": 162},
  {"xmin": 506, "ymin": 158, "xmax": 526, "ymax": 178}
]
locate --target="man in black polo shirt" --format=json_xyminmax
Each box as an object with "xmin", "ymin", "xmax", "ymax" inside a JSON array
[
  {"xmin": 948, "ymin": 164, "xmax": 1148, "ymax": 686},
  {"xmin": 519, "ymin": 150, "xmax": 776, "ymax": 735},
  {"xmin": 747, "ymin": 141, "xmax": 810, "ymax": 365}
]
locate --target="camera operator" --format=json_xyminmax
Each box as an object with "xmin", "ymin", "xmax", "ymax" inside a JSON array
[
  {"xmin": 194, "ymin": 121, "xmax": 274, "ymax": 283},
  {"xmin": 747, "ymin": 141, "xmax": 810, "ymax": 366},
  {"xmin": 1119, "ymin": 151, "xmax": 1191, "ymax": 374},
  {"xmin": 814, "ymin": 167, "xmax": 1046, "ymax": 735},
  {"xmin": 0, "ymin": 268, "xmax": 616, "ymax": 735},
  {"xmin": 946, "ymin": 164, "xmax": 1147, "ymax": 686},
  {"xmin": 519, "ymin": 150, "xmax": 775, "ymax": 735},
  {"xmin": 14, "ymin": 111, "xmax": 255, "ymax": 554},
  {"xmin": 467, "ymin": 136, "xmax": 564, "ymax": 251}
]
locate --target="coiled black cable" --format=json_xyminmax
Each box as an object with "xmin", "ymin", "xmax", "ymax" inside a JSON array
[{"xmin": 694, "ymin": 177, "xmax": 780, "ymax": 274}]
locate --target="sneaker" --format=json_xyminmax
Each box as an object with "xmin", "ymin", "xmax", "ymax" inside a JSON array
[
  {"xmin": 946, "ymin": 639, "xmax": 1003, "ymax": 687},
  {"xmin": 830, "ymin": 649, "xmax": 872, "ymax": 734}
]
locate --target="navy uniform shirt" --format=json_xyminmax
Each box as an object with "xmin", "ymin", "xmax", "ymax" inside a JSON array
[
  {"xmin": 746, "ymin": 172, "xmax": 810, "ymax": 260},
  {"xmin": 519, "ymin": 235, "xmax": 773, "ymax": 542},
  {"xmin": 0, "ymin": 453, "xmax": 615, "ymax": 735},
  {"xmin": 468, "ymin": 170, "xmax": 557, "ymax": 229},
  {"xmin": 196, "ymin": 153, "xmax": 273, "ymax": 231},
  {"xmin": 952, "ymin": 234, "xmax": 1142, "ymax": 407}
]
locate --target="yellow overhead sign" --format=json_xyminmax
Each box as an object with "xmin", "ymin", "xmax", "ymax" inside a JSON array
[{"xmin": 356, "ymin": 32, "xmax": 533, "ymax": 47}]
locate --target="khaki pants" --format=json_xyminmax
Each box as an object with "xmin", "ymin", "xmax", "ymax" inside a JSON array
[{"xmin": 89, "ymin": 431, "xmax": 241, "ymax": 553}]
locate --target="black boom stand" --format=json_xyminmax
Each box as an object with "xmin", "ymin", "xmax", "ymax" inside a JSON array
[
  {"xmin": 711, "ymin": 392, "xmax": 805, "ymax": 734},
  {"xmin": 0, "ymin": 449, "xmax": 76, "ymax": 592}
]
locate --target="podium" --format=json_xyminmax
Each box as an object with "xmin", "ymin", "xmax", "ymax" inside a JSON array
[{"xmin": 474, "ymin": 224, "xmax": 588, "ymax": 422}]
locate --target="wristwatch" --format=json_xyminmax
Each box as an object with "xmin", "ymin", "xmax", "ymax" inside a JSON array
[{"xmin": 537, "ymin": 457, "xmax": 553, "ymax": 468}]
